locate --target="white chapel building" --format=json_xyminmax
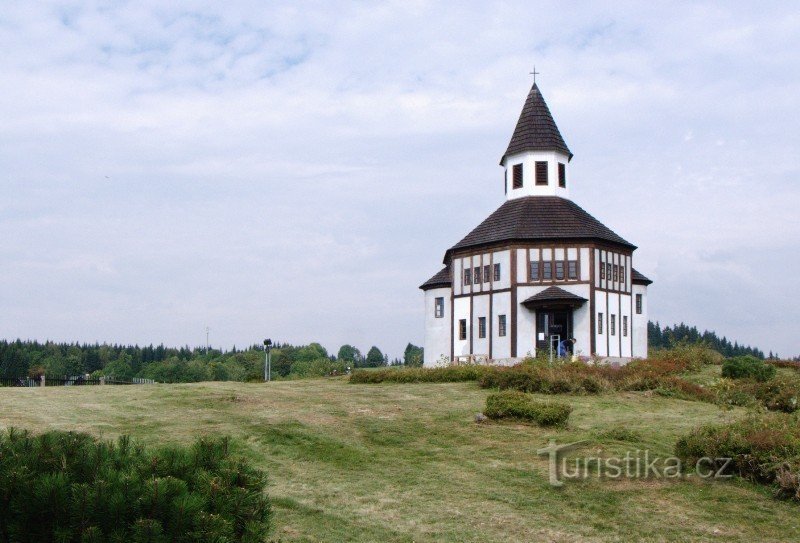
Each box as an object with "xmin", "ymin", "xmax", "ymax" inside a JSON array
[{"xmin": 420, "ymin": 82, "xmax": 652, "ymax": 366}]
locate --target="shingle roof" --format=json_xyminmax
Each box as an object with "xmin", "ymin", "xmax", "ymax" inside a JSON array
[
  {"xmin": 521, "ymin": 286, "xmax": 588, "ymax": 308},
  {"xmin": 446, "ymin": 196, "xmax": 634, "ymax": 260},
  {"xmin": 501, "ymin": 83, "xmax": 572, "ymax": 164},
  {"xmin": 420, "ymin": 266, "xmax": 451, "ymax": 291},
  {"xmin": 632, "ymin": 268, "xmax": 653, "ymax": 285}
]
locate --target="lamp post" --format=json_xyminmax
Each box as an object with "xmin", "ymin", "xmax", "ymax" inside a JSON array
[{"xmin": 263, "ymin": 339, "xmax": 272, "ymax": 382}]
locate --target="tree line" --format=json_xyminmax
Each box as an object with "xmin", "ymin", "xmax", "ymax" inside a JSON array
[
  {"xmin": 647, "ymin": 321, "xmax": 769, "ymax": 359},
  {"xmin": 0, "ymin": 339, "xmax": 424, "ymax": 383}
]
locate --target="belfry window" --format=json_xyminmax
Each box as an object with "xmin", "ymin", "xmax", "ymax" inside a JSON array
[
  {"xmin": 558, "ymin": 162, "xmax": 566, "ymax": 188},
  {"xmin": 535, "ymin": 161, "xmax": 548, "ymax": 185},
  {"xmin": 512, "ymin": 164, "xmax": 523, "ymax": 189}
]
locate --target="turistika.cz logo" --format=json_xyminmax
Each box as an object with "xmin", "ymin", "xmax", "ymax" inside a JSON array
[{"xmin": 536, "ymin": 439, "xmax": 733, "ymax": 487}]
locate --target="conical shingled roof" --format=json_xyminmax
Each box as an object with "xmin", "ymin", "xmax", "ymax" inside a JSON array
[{"xmin": 500, "ymin": 83, "xmax": 572, "ymax": 164}]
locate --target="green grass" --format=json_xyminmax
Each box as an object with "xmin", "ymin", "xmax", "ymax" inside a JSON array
[{"xmin": 1, "ymin": 379, "xmax": 798, "ymax": 542}]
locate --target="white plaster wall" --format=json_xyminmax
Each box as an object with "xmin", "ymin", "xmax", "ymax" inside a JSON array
[
  {"xmin": 559, "ymin": 283, "xmax": 592, "ymax": 358},
  {"xmin": 632, "ymin": 284, "xmax": 649, "ymax": 358},
  {"xmin": 453, "ymin": 296, "xmax": 471, "ymax": 356},
  {"xmin": 492, "ymin": 291, "xmax": 512, "ymax": 359},
  {"xmin": 580, "ymin": 248, "xmax": 590, "ymax": 281},
  {"xmin": 472, "ymin": 294, "xmax": 490, "ymax": 356},
  {"xmin": 492, "ymin": 250, "xmax": 511, "ymax": 290},
  {"xmin": 516, "ymin": 248, "xmax": 526, "ymax": 284},
  {"xmin": 423, "ymin": 287, "xmax": 452, "ymax": 367},
  {"xmin": 595, "ymin": 290, "xmax": 608, "ymax": 357},
  {"xmin": 608, "ymin": 294, "xmax": 620, "ymax": 357},
  {"xmin": 620, "ymin": 293, "xmax": 632, "ymax": 358},
  {"xmin": 502, "ymin": 150, "xmax": 571, "ymax": 200},
  {"xmin": 515, "ymin": 285, "xmax": 544, "ymax": 358},
  {"xmin": 454, "ymin": 258, "xmax": 463, "ymax": 296}
]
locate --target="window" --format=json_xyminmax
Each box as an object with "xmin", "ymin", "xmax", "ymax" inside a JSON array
[
  {"xmin": 606, "ymin": 263, "xmax": 612, "ymax": 281},
  {"xmin": 555, "ymin": 261, "xmax": 565, "ymax": 280},
  {"xmin": 459, "ymin": 319, "xmax": 467, "ymax": 340},
  {"xmin": 478, "ymin": 317, "xmax": 486, "ymax": 338},
  {"xmin": 474, "ymin": 266, "xmax": 481, "ymax": 284},
  {"xmin": 558, "ymin": 162, "xmax": 566, "ymax": 188},
  {"xmin": 530, "ymin": 260, "xmax": 540, "ymax": 281},
  {"xmin": 535, "ymin": 161, "xmax": 548, "ymax": 185},
  {"xmin": 613, "ymin": 265, "xmax": 619, "ymax": 282},
  {"xmin": 623, "ymin": 316, "xmax": 628, "ymax": 337},
  {"xmin": 542, "ymin": 260, "xmax": 553, "ymax": 280},
  {"xmin": 598, "ymin": 312, "xmax": 604, "ymax": 334},
  {"xmin": 434, "ymin": 297, "xmax": 444, "ymax": 318},
  {"xmin": 610, "ymin": 314, "xmax": 616, "ymax": 336},
  {"xmin": 483, "ymin": 265, "xmax": 490, "ymax": 283},
  {"xmin": 498, "ymin": 315, "xmax": 507, "ymax": 337},
  {"xmin": 493, "ymin": 263, "xmax": 501, "ymax": 281},
  {"xmin": 568, "ymin": 260, "xmax": 578, "ymax": 280},
  {"xmin": 636, "ymin": 294, "xmax": 643, "ymax": 314},
  {"xmin": 600, "ymin": 261, "xmax": 605, "ymax": 280},
  {"xmin": 621, "ymin": 266, "xmax": 626, "ymax": 284},
  {"xmin": 512, "ymin": 164, "xmax": 523, "ymax": 189},
  {"xmin": 504, "ymin": 170, "xmax": 508, "ymax": 194},
  {"xmin": 463, "ymin": 268, "xmax": 472, "ymax": 286}
]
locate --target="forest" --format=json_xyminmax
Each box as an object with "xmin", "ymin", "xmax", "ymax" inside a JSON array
[{"xmin": 0, "ymin": 321, "xmax": 786, "ymax": 383}]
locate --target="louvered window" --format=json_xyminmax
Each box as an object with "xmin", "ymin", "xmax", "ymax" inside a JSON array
[
  {"xmin": 512, "ymin": 164, "xmax": 523, "ymax": 189},
  {"xmin": 535, "ymin": 161, "xmax": 548, "ymax": 185}
]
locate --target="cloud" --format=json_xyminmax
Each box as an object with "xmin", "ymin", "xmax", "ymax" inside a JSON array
[{"xmin": 1, "ymin": 1, "xmax": 798, "ymax": 357}]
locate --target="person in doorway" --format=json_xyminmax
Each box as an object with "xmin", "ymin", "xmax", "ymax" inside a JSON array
[{"xmin": 558, "ymin": 338, "xmax": 576, "ymax": 358}]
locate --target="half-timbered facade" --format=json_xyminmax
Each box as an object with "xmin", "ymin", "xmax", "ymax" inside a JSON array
[{"xmin": 420, "ymin": 82, "xmax": 652, "ymax": 365}]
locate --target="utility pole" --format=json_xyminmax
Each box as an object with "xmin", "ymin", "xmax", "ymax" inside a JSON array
[
  {"xmin": 205, "ymin": 326, "xmax": 210, "ymax": 356},
  {"xmin": 263, "ymin": 339, "xmax": 272, "ymax": 382}
]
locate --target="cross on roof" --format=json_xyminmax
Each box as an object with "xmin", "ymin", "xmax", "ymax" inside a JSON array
[{"xmin": 529, "ymin": 66, "xmax": 540, "ymax": 84}]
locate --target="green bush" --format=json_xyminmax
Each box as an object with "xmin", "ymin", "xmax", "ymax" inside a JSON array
[
  {"xmin": 0, "ymin": 429, "xmax": 271, "ymax": 541},
  {"xmin": 483, "ymin": 390, "xmax": 572, "ymax": 426},
  {"xmin": 722, "ymin": 355, "xmax": 777, "ymax": 382},
  {"xmin": 349, "ymin": 365, "xmax": 489, "ymax": 384},
  {"xmin": 675, "ymin": 413, "xmax": 800, "ymax": 501},
  {"xmin": 478, "ymin": 364, "xmax": 612, "ymax": 395}
]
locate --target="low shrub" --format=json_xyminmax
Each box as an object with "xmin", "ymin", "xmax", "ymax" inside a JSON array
[
  {"xmin": 483, "ymin": 390, "xmax": 572, "ymax": 426},
  {"xmin": 478, "ymin": 363, "xmax": 612, "ymax": 395},
  {"xmin": 0, "ymin": 429, "xmax": 271, "ymax": 541},
  {"xmin": 349, "ymin": 365, "xmax": 490, "ymax": 384},
  {"xmin": 675, "ymin": 413, "xmax": 800, "ymax": 501},
  {"xmin": 722, "ymin": 356, "xmax": 777, "ymax": 382}
]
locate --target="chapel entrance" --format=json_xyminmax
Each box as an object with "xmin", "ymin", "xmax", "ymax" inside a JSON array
[{"xmin": 535, "ymin": 309, "xmax": 572, "ymax": 354}]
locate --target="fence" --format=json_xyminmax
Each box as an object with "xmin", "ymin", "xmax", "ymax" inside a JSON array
[{"xmin": 0, "ymin": 375, "xmax": 156, "ymax": 387}]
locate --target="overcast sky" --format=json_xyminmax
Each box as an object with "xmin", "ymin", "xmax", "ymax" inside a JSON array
[{"xmin": 1, "ymin": 1, "xmax": 798, "ymax": 358}]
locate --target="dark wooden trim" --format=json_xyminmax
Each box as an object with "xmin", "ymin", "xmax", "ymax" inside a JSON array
[
  {"xmin": 589, "ymin": 247, "xmax": 596, "ymax": 355},
  {"xmin": 510, "ymin": 248, "xmax": 518, "ymax": 357},
  {"xmin": 469, "ymin": 256, "xmax": 475, "ymax": 355},
  {"xmin": 453, "ymin": 288, "xmax": 511, "ymax": 299},
  {"xmin": 618, "ymin": 291, "xmax": 622, "ymax": 356},
  {"xmin": 606, "ymin": 287, "xmax": 610, "ymax": 356},
  {"xmin": 489, "ymin": 252, "xmax": 494, "ymax": 358}
]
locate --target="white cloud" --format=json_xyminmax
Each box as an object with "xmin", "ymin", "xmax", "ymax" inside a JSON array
[{"xmin": 1, "ymin": 1, "xmax": 798, "ymax": 356}]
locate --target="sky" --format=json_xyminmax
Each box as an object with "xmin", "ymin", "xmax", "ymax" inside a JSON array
[{"xmin": 1, "ymin": 1, "xmax": 799, "ymax": 359}]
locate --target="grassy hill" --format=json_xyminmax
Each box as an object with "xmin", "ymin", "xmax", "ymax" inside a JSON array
[{"xmin": 0, "ymin": 377, "xmax": 798, "ymax": 542}]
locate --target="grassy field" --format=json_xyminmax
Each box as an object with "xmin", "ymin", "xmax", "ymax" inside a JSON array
[{"xmin": 1, "ymin": 377, "xmax": 798, "ymax": 542}]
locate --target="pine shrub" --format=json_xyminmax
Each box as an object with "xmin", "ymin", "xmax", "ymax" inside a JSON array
[
  {"xmin": 722, "ymin": 356, "xmax": 777, "ymax": 382},
  {"xmin": 483, "ymin": 390, "xmax": 571, "ymax": 426},
  {"xmin": 349, "ymin": 365, "xmax": 489, "ymax": 384},
  {"xmin": 0, "ymin": 429, "xmax": 271, "ymax": 542},
  {"xmin": 675, "ymin": 413, "xmax": 800, "ymax": 501}
]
